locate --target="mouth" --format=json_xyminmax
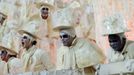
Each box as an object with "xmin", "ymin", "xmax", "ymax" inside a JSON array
[
  {"xmin": 41, "ymin": 15, "xmax": 48, "ymax": 19},
  {"xmin": 76, "ymin": 21, "xmax": 80, "ymax": 24},
  {"xmin": 62, "ymin": 41, "xmax": 68, "ymax": 45},
  {"xmin": 21, "ymin": 41, "xmax": 24, "ymax": 46}
]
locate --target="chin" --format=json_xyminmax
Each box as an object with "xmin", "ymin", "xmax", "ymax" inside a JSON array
[
  {"xmin": 22, "ymin": 44, "xmax": 26, "ymax": 48},
  {"xmin": 41, "ymin": 16, "xmax": 48, "ymax": 20}
]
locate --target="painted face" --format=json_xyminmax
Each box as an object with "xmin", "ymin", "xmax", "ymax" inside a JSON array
[
  {"xmin": 21, "ymin": 35, "xmax": 31, "ymax": 48},
  {"xmin": 60, "ymin": 31, "xmax": 74, "ymax": 47},
  {"xmin": 108, "ymin": 34, "xmax": 123, "ymax": 52},
  {"xmin": 41, "ymin": 7, "xmax": 49, "ymax": 20},
  {"xmin": 0, "ymin": 50, "xmax": 7, "ymax": 61}
]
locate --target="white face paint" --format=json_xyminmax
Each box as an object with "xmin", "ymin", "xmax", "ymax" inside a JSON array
[
  {"xmin": 21, "ymin": 34, "xmax": 32, "ymax": 48},
  {"xmin": 60, "ymin": 29, "xmax": 76, "ymax": 47},
  {"xmin": 40, "ymin": 6, "xmax": 49, "ymax": 20}
]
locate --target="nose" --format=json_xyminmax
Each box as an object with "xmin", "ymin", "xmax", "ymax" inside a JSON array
[
  {"xmin": 42, "ymin": 11, "xmax": 49, "ymax": 15},
  {"xmin": 110, "ymin": 42, "xmax": 118, "ymax": 47},
  {"xmin": 60, "ymin": 37, "xmax": 68, "ymax": 42},
  {"xmin": 21, "ymin": 38, "xmax": 26, "ymax": 43}
]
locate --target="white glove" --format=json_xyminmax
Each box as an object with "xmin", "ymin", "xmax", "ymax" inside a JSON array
[{"xmin": 125, "ymin": 59, "xmax": 134, "ymax": 71}]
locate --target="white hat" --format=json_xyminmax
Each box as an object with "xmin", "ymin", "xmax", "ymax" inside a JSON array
[
  {"xmin": 52, "ymin": 8, "xmax": 74, "ymax": 31},
  {"xmin": 27, "ymin": 11, "xmax": 40, "ymax": 22},
  {"xmin": 0, "ymin": 33, "xmax": 18, "ymax": 55},
  {"xmin": 0, "ymin": 46, "xmax": 17, "ymax": 55},
  {"xmin": 0, "ymin": 2, "xmax": 9, "ymax": 18},
  {"xmin": 0, "ymin": 2, "xmax": 19, "ymax": 20},
  {"xmin": 35, "ymin": 0, "xmax": 54, "ymax": 12},
  {"xmin": 18, "ymin": 21, "xmax": 40, "ymax": 39},
  {"xmin": 4, "ymin": 0, "xmax": 21, "ymax": 7},
  {"xmin": 67, "ymin": 1, "xmax": 80, "ymax": 9},
  {"xmin": 25, "ymin": 3, "xmax": 40, "ymax": 22},
  {"xmin": 55, "ymin": 0, "xmax": 80, "ymax": 9},
  {"xmin": 102, "ymin": 14, "xmax": 129, "ymax": 36}
]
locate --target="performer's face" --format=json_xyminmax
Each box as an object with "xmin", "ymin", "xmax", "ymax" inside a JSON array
[
  {"xmin": 108, "ymin": 34, "xmax": 123, "ymax": 52},
  {"xmin": 60, "ymin": 30, "xmax": 74, "ymax": 47},
  {"xmin": 21, "ymin": 35, "xmax": 31, "ymax": 49},
  {"xmin": 41, "ymin": 7, "xmax": 49, "ymax": 20},
  {"xmin": 0, "ymin": 50, "xmax": 7, "ymax": 61}
]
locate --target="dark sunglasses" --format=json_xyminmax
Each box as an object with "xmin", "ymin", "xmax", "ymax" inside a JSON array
[
  {"xmin": 41, "ymin": 7, "xmax": 49, "ymax": 11},
  {"xmin": 60, "ymin": 34, "xmax": 69, "ymax": 39},
  {"xmin": 0, "ymin": 50, "xmax": 7, "ymax": 55},
  {"xmin": 22, "ymin": 36, "xmax": 28, "ymax": 39}
]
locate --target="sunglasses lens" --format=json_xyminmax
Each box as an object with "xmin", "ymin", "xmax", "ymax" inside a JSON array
[
  {"xmin": 60, "ymin": 34, "xmax": 69, "ymax": 38},
  {"xmin": 46, "ymin": 8, "xmax": 49, "ymax": 11},
  {"xmin": 23, "ymin": 36, "xmax": 27, "ymax": 39},
  {"xmin": 42, "ymin": 7, "xmax": 49, "ymax": 11},
  {"xmin": 63, "ymin": 35, "xmax": 68, "ymax": 38},
  {"xmin": 42, "ymin": 8, "xmax": 45, "ymax": 10},
  {"xmin": 1, "ymin": 50, "xmax": 7, "ymax": 55}
]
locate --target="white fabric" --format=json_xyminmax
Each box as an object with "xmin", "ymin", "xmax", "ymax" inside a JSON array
[
  {"xmin": 0, "ymin": 2, "xmax": 9, "ymax": 15},
  {"xmin": 52, "ymin": 8, "xmax": 73, "ymax": 29},
  {"xmin": 8, "ymin": 58, "xmax": 24, "ymax": 74},
  {"xmin": 20, "ymin": 20, "xmax": 40, "ymax": 39},
  {"xmin": 22, "ymin": 45, "xmax": 54, "ymax": 72},
  {"xmin": 102, "ymin": 13, "xmax": 128, "ymax": 35},
  {"xmin": 0, "ymin": 61, "xmax": 7, "ymax": 75}
]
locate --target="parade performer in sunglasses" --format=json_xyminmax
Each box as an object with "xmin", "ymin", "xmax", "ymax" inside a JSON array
[
  {"xmin": 52, "ymin": 7, "xmax": 106, "ymax": 75},
  {"xmin": 18, "ymin": 20, "xmax": 54, "ymax": 73}
]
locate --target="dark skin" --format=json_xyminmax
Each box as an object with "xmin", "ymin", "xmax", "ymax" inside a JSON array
[
  {"xmin": 60, "ymin": 30, "xmax": 76, "ymax": 47},
  {"xmin": 108, "ymin": 34, "xmax": 126, "ymax": 52},
  {"xmin": 41, "ymin": 7, "xmax": 49, "ymax": 20}
]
